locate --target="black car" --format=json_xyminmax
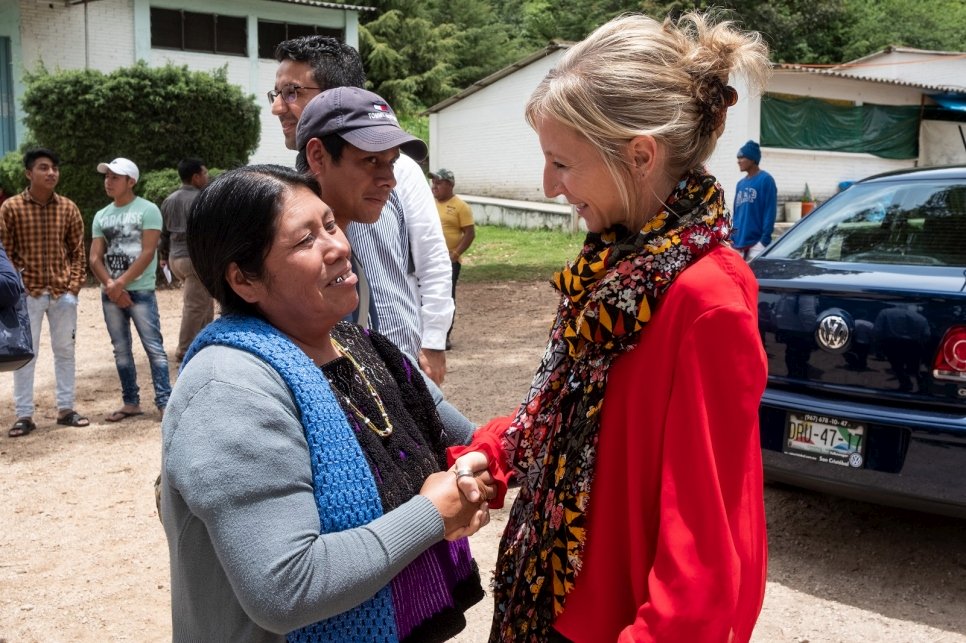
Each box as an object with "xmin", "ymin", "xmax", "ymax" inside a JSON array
[{"xmin": 752, "ymin": 165, "xmax": 966, "ymax": 517}]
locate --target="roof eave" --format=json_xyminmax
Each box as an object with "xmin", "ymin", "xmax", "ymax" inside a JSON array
[
  {"xmin": 772, "ymin": 63, "xmax": 965, "ymax": 94},
  {"xmin": 423, "ymin": 41, "xmax": 573, "ymax": 115}
]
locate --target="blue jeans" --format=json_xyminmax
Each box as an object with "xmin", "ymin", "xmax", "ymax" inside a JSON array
[
  {"xmin": 101, "ymin": 290, "xmax": 171, "ymax": 410},
  {"xmin": 13, "ymin": 292, "xmax": 78, "ymax": 418}
]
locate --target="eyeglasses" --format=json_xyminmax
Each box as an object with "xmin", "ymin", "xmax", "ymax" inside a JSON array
[{"xmin": 267, "ymin": 83, "xmax": 321, "ymax": 105}]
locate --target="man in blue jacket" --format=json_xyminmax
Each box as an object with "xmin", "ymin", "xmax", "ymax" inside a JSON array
[{"xmin": 732, "ymin": 140, "xmax": 777, "ymax": 260}]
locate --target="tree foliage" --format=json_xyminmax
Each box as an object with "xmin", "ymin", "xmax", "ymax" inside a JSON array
[
  {"xmin": 357, "ymin": 0, "xmax": 966, "ymax": 112},
  {"xmin": 21, "ymin": 62, "xmax": 259, "ymax": 230}
]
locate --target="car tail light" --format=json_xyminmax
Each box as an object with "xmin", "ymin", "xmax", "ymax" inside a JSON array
[{"xmin": 933, "ymin": 326, "xmax": 966, "ymax": 381}]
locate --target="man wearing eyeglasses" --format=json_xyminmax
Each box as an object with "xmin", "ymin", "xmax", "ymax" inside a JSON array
[{"xmin": 270, "ymin": 36, "xmax": 454, "ymax": 389}]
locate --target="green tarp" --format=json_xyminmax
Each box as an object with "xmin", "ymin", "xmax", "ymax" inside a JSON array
[{"xmin": 761, "ymin": 94, "xmax": 920, "ymax": 159}]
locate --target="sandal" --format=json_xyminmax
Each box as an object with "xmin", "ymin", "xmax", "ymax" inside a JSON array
[
  {"xmin": 9, "ymin": 418, "xmax": 36, "ymax": 438},
  {"xmin": 105, "ymin": 409, "xmax": 145, "ymax": 423},
  {"xmin": 57, "ymin": 410, "xmax": 90, "ymax": 427}
]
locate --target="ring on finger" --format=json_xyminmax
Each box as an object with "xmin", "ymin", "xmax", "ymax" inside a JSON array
[{"xmin": 454, "ymin": 467, "xmax": 475, "ymax": 479}]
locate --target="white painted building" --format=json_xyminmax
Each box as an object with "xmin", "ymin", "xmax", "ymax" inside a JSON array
[
  {"xmin": 426, "ymin": 43, "xmax": 966, "ymax": 219},
  {"xmin": 0, "ymin": 0, "xmax": 372, "ymax": 164}
]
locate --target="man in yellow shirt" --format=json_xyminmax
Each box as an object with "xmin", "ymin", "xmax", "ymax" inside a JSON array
[{"xmin": 430, "ymin": 168, "xmax": 475, "ymax": 350}]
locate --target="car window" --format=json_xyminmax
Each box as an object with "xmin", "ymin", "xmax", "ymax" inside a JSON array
[{"xmin": 767, "ymin": 179, "xmax": 966, "ymax": 266}]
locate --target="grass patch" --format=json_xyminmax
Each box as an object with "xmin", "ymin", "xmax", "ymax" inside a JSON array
[{"xmin": 460, "ymin": 225, "xmax": 584, "ymax": 283}]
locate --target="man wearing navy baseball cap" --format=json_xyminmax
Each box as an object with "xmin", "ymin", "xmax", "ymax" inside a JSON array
[
  {"xmin": 291, "ymin": 80, "xmax": 474, "ymax": 444},
  {"xmin": 296, "ymin": 86, "xmax": 427, "ymax": 227}
]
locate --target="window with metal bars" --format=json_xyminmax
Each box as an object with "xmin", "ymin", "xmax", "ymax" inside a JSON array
[{"xmin": 151, "ymin": 7, "xmax": 247, "ymax": 56}]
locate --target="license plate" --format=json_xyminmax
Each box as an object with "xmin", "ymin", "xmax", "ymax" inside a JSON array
[{"xmin": 784, "ymin": 412, "xmax": 865, "ymax": 468}]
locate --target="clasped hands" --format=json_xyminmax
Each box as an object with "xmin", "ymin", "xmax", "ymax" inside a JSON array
[
  {"xmin": 419, "ymin": 451, "xmax": 494, "ymax": 541},
  {"xmin": 104, "ymin": 278, "xmax": 133, "ymax": 308}
]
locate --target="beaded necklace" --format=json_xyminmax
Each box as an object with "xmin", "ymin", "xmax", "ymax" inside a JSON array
[{"xmin": 329, "ymin": 337, "xmax": 394, "ymax": 437}]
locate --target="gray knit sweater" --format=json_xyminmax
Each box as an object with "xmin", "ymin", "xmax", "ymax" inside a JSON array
[{"xmin": 160, "ymin": 345, "xmax": 457, "ymax": 642}]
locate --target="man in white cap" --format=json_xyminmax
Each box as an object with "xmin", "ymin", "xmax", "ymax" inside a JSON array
[{"xmin": 89, "ymin": 157, "xmax": 171, "ymax": 422}]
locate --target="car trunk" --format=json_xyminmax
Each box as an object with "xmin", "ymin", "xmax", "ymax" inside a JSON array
[{"xmin": 754, "ymin": 259, "xmax": 966, "ymax": 409}]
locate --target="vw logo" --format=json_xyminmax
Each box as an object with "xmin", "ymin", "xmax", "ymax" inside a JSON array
[{"xmin": 815, "ymin": 313, "xmax": 851, "ymax": 353}]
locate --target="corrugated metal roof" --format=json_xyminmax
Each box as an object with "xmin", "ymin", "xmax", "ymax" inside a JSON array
[
  {"xmin": 838, "ymin": 45, "xmax": 966, "ymax": 68},
  {"xmin": 264, "ymin": 0, "xmax": 376, "ymax": 11},
  {"xmin": 67, "ymin": 0, "xmax": 376, "ymax": 9},
  {"xmin": 773, "ymin": 63, "xmax": 965, "ymax": 94},
  {"xmin": 426, "ymin": 43, "xmax": 966, "ymax": 115},
  {"xmin": 423, "ymin": 41, "xmax": 573, "ymax": 114}
]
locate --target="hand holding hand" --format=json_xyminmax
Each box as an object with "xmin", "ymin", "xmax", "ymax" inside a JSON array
[
  {"xmin": 105, "ymin": 279, "xmax": 128, "ymax": 304},
  {"xmin": 419, "ymin": 470, "xmax": 489, "ymax": 541},
  {"xmin": 114, "ymin": 289, "xmax": 133, "ymax": 309}
]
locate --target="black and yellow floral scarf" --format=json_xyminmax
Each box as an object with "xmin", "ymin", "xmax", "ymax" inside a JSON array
[{"xmin": 490, "ymin": 170, "xmax": 731, "ymax": 642}]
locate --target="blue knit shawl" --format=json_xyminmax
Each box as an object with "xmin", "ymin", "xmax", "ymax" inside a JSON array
[{"xmin": 184, "ymin": 315, "xmax": 399, "ymax": 642}]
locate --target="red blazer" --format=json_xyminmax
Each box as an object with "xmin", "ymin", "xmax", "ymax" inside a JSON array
[{"xmin": 451, "ymin": 246, "xmax": 768, "ymax": 642}]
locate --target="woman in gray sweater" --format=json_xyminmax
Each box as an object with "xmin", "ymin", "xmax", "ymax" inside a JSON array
[{"xmin": 159, "ymin": 165, "xmax": 492, "ymax": 642}]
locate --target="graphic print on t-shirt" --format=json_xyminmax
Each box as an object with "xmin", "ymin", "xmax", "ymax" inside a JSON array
[{"xmin": 100, "ymin": 212, "xmax": 143, "ymax": 279}]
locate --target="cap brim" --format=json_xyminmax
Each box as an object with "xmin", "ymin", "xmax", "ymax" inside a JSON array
[
  {"xmin": 340, "ymin": 126, "xmax": 428, "ymax": 162},
  {"xmin": 96, "ymin": 162, "xmax": 111, "ymax": 174}
]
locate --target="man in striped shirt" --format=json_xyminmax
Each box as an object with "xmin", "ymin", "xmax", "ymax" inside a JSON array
[{"xmin": 0, "ymin": 148, "xmax": 88, "ymax": 437}]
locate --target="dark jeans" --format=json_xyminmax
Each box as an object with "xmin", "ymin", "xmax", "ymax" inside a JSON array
[{"xmin": 101, "ymin": 290, "xmax": 171, "ymax": 409}]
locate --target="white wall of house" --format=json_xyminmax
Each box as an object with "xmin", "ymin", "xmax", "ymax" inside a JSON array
[
  {"xmin": 920, "ymin": 120, "xmax": 966, "ymax": 166},
  {"xmin": 9, "ymin": 0, "xmax": 361, "ymax": 165},
  {"xmin": 20, "ymin": 0, "xmax": 135, "ymax": 74},
  {"xmin": 428, "ymin": 49, "xmax": 566, "ymax": 202}
]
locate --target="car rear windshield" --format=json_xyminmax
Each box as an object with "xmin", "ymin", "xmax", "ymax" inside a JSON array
[{"xmin": 767, "ymin": 178, "xmax": 966, "ymax": 266}]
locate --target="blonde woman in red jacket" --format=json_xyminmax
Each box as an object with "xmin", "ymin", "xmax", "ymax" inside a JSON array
[{"xmin": 448, "ymin": 12, "xmax": 772, "ymax": 643}]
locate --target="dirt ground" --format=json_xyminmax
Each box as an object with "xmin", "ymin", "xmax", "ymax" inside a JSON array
[{"xmin": 1, "ymin": 281, "xmax": 965, "ymax": 642}]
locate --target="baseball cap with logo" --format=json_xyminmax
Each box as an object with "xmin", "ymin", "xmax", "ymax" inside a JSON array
[
  {"xmin": 430, "ymin": 168, "xmax": 455, "ymax": 182},
  {"xmin": 97, "ymin": 157, "xmax": 140, "ymax": 183},
  {"xmin": 295, "ymin": 87, "xmax": 428, "ymax": 161}
]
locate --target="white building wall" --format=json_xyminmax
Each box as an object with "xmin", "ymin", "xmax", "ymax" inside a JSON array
[
  {"xmin": 768, "ymin": 71, "xmax": 924, "ymax": 106},
  {"xmin": 429, "ymin": 49, "xmax": 566, "ymax": 202},
  {"xmin": 20, "ymin": 0, "xmax": 135, "ymax": 73},
  {"xmin": 759, "ymin": 150, "xmax": 911, "ymax": 204},
  {"xmin": 150, "ymin": 51, "xmax": 250, "ymax": 91},
  {"xmin": 920, "ymin": 121, "xmax": 966, "ymax": 166}
]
